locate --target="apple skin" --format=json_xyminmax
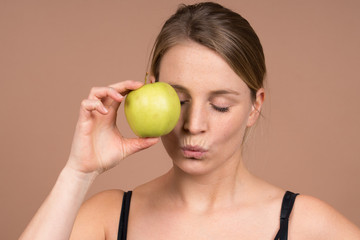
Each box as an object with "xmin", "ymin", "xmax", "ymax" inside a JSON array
[{"xmin": 124, "ymin": 82, "xmax": 181, "ymax": 137}]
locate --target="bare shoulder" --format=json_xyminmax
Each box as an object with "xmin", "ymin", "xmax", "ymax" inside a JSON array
[
  {"xmin": 290, "ymin": 194, "xmax": 360, "ymax": 240},
  {"xmin": 70, "ymin": 189, "xmax": 125, "ymax": 240},
  {"xmin": 82, "ymin": 189, "xmax": 125, "ymax": 208}
]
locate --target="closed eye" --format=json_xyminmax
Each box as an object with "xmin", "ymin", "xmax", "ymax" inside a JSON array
[
  {"xmin": 211, "ymin": 104, "xmax": 229, "ymax": 112},
  {"xmin": 180, "ymin": 101, "xmax": 230, "ymax": 112}
]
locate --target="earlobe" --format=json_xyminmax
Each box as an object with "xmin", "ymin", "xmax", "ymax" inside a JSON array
[
  {"xmin": 246, "ymin": 88, "xmax": 265, "ymax": 127},
  {"xmin": 246, "ymin": 106, "xmax": 258, "ymax": 127}
]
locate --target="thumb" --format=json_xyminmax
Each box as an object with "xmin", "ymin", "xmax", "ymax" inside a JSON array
[{"xmin": 123, "ymin": 137, "xmax": 160, "ymax": 157}]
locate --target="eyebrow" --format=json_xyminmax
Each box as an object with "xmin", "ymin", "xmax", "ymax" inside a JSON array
[{"xmin": 171, "ymin": 84, "xmax": 240, "ymax": 95}]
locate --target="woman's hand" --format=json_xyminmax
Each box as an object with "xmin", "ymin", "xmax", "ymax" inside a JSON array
[{"xmin": 66, "ymin": 80, "xmax": 159, "ymax": 175}]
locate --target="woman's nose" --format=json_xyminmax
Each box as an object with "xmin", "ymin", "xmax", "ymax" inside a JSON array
[{"xmin": 183, "ymin": 102, "xmax": 208, "ymax": 134}]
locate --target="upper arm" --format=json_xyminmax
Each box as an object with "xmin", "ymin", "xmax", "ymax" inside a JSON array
[
  {"xmin": 290, "ymin": 195, "xmax": 360, "ymax": 240},
  {"xmin": 70, "ymin": 189, "xmax": 124, "ymax": 240}
]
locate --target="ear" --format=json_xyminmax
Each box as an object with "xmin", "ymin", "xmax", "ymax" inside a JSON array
[{"xmin": 247, "ymin": 88, "xmax": 265, "ymax": 127}]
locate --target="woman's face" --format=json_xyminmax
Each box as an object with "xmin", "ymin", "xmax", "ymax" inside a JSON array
[{"xmin": 158, "ymin": 41, "xmax": 263, "ymax": 176}]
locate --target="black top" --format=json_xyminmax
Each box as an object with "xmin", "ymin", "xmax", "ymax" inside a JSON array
[{"xmin": 117, "ymin": 190, "xmax": 299, "ymax": 240}]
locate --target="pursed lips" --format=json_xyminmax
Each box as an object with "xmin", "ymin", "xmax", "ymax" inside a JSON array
[{"xmin": 180, "ymin": 145, "xmax": 208, "ymax": 159}]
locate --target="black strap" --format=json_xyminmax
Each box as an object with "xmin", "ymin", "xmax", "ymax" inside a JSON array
[
  {"xmin": 117, "ymin": 190, "xmax": 297, "ymax": 240},
  {"xmin": 274, "ymin": 191, "xmax": 299, "ymax": 240},
  {"xmin": 117, "ymin": 191, "xmax": 132, "ymax": 240}
]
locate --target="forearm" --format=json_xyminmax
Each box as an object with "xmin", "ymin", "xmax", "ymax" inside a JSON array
[{"xmin": 19, "ymin": 166, "xmax": 98, "ymax": 240}]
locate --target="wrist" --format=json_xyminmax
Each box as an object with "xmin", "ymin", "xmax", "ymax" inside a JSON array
[{"xmin": 61, "ymin": 164, "xmax": 99, "ymax": 185}]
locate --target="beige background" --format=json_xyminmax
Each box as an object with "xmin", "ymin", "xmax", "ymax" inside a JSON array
[{"xmin": 1, "ymin": 0, "xmax": 359, "ymax": 239}]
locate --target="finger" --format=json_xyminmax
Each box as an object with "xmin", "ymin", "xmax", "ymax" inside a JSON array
[
  {"xmin": 122, "ymin": 137, "xmax": 160, "ymax": 158},
  {"xmin": 107, "ymin": 81, "xmax": 144, "ymax": 111},
  {"xmin": 80, "ymin": 99, "xmax": 109, "ymax": 115},
  {"xmin": 88, "ymin": 86, "xmax": 124, "ymax": 102},
  {"xmin": 108, "ymin": 80, "xmax": 144, "ymax": 96}
]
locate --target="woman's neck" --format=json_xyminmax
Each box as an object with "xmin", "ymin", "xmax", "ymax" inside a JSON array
[{"xmin": 163, "ymin": 155, "xmax": 253, "ymax": 214}]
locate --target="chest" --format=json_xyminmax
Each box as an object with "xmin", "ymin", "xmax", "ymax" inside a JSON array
[{"xmin": 126, "ymin": 207, "xmax": 280, "ymax": 240}]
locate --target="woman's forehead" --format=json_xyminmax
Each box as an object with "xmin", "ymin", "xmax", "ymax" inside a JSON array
[{"xmin": 158, "ymin": 42, "xmax": 250, "ymax": 95}]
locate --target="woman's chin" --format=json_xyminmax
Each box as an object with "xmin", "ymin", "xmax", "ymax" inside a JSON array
[{"xmin": 172, "ymin": 158, "xmax": 214, "ymax": 176}]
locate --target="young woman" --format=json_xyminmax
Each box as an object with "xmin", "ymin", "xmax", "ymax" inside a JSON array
[{"xmin": 20, "ymin": 2, "xmax": 360, "ymax": 240}]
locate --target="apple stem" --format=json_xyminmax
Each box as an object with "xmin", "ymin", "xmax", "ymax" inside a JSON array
[{"xmin": 145, "ymin": 72, "xmax": 149, "ymax": 84}]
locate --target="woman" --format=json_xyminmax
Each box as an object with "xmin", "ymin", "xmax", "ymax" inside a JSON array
[{"xmin": 20, "ymin": 2, "xmax": 360, "ymax": 240}]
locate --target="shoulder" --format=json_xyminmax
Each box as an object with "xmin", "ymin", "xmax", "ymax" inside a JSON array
[
  {"xmin": 290, "ymin": 194, "xmax": 360, "ymax": 240},
  {"xmin": 78, "ymin": 189, "xmax": 125, "ymax": 219},
  {"xmin": 83, "ymin": 189, "xmax": 125, "ymax": 207},
  {"xmin": 70, "ymin": 189, "xmax": 125, "ymax": 240}
]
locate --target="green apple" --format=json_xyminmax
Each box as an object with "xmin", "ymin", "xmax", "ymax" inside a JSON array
[{"xmin": 124, "ymin": 82, "xmax": 181, "ymax": 137}]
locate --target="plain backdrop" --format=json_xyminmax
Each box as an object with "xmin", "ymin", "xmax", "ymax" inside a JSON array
[{"xmin": 1, "ymin": 0, "xmax": 359, "ymax": 239}]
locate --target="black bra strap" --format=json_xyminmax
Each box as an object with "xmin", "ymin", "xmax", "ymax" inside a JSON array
[
  {"xmin": 117, "ymin": 191, "xmax": 132, "ymax": 240},
  {"xmin": 274, "ymin": 191, "xmax": 299, "ymax": 240},
  {"xmin": 118, "ymin": 190, "xmax": 298, "ymax": 240}
]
